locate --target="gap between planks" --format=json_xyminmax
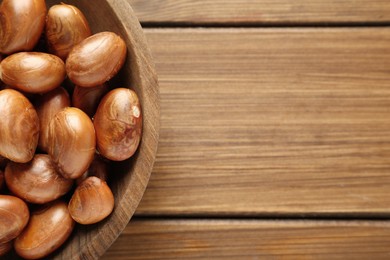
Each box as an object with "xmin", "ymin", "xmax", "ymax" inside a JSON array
[
  {"xmin": 104, "ymin": 219, "xmax": 390, "ymax": 259},
  {"xmin": 128, "ymin": 0, "xmax": 390, "ymax": 25}
]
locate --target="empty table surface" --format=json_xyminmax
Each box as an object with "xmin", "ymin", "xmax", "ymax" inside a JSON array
[{"xmin": 104, "ymin": 1, "xmax": 390, "ymax": 259}]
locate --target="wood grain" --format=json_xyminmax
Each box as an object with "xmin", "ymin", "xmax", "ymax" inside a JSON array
[
  {"xmin": 104, "ymin": 219, "xmax": 390, "ymax": 259},
  {"xmin": 137, "ymin": 28, "xmax": 390, "ymax": 216},
  {"xmin": 128, "ymin": 0, "xmax": 390, "ymax": 24}
]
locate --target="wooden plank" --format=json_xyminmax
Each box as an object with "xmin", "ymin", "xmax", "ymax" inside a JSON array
[
  {"xmin": 128, "ymin": 0, "xmax": 390, "ymax": 24},
  {"xmin": 104, "ymin": 219, "xmax": 390, "ymax": 259},
  {"xmin": 136, "ymin": 28, "xmax": 390, "ymax": 216}
]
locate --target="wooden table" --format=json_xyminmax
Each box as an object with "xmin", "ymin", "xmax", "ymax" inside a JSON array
[{"xmin": 104, "ymin": 1, "xmax": 390, "ymax": 258}]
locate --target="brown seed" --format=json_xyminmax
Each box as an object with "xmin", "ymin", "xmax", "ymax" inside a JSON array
[
  {"xmin": 5, "ymin": 154, "xmax": 73, "ymax": 204},
  {"xmin": 0, "ymin": 195, "xmax": 29, "ymax": 244},
  {"xmin": 0, "ymin": 52, "xmax": 66, "ymax": 93},
  {"xmin": 0, "ymin": 0, "xmax": 46, "ymax": 54},
  {"xmin": 35, "ymin": 87, "xmax": 70, "ymax": 152},
  {"xmin": 69, "ymin": 176, "xmax": 114, "ymax": 224},
  {"xmin": 94, "ymin": 88, "xmax": 142, "ymax": 161},
  {"xmin": 66, "ymin": 32, "xmax": 127, "ymax": 87},
  {"xmin": 0, "ymin": 89, "xmax": 39, "ymax": 163},
  {"xmin": 46, "ymin": 3, "xmax": 91, "ymax": 60},
  {"xmin": 14, "ymin": 200, "xmax": 75, "ymax": 259},
  {"xmin": 48, "ymin": 107, "xmax": 96, "ymax": 179},
  {"xmin": 0, "ymin": 240, "xmax": 12, "ymax": 256}
]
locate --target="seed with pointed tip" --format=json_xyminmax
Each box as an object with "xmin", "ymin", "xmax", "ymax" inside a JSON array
[
  {"xmin": 69, "ymin": 176, "xmax": 114, "ymax": 224},
  {"xmin": 46, "ymin": 3, "xmax": 91, "ymax": 60},
  {"xmin": 48, "ymin": 107, "xmax": 96, "ymax": 179}
]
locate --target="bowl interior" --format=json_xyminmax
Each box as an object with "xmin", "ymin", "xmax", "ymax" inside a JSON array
[{"xmin": 5, "ymin": 0, "xmax": 159, "ymax": 259}]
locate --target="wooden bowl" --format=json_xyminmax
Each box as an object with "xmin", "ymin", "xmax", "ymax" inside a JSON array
[{"xmin": 4, "ymin": 0, "xmax": 159, "ymax": 259}]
